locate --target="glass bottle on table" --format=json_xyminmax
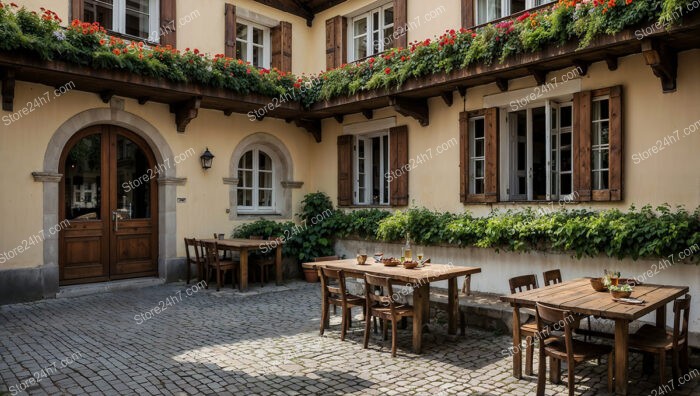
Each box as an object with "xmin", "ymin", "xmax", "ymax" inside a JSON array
[{"xmin": 403, "ymin": 233, "xmax": 412, "ymax": 262}]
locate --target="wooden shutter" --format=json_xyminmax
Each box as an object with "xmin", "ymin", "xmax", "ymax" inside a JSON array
[
  {"xmin": 393, "ymin": 0, "xmax": 408, "ymax": 49},
  {"xmin": 271, "ymin": 21, "xmax": 292, "ymax": 72},
  {"xmin": 325, "ymin": 16, "xmax": 347, "ymax": 70},
  {"xmin": 460, "ymin": 109, "xmax": 499, "ymax": 203},
  {"xmin": 575, "ymin": 86, "xmax": 623, "ymax": 202},
  {"xmin": 337, "ymin": 135, "xmax": 354, "ymax": 207},
  {"xmin": 225, "ymin": 4, "xmax": 236, "ymax": 58},
  {"xmin": 462, "ymin": 0, "xmax": 475, "ymax": 29},
  {"xmin": 390, "ymin": 125, "xmax": 409, "ymax": 206},
  {"xmin": 160, "ymin": 0, "xmax": 177, "ymax": 48},
  {"xmin": 573, "ymin": 91, "xmax": 592, "ymax": 201},
  {"xmin": 71, "ymin": 0, "xmax": 84, "ymax": 21}
]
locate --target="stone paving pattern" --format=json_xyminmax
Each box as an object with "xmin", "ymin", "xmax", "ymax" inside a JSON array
[{"xmin": 0, "ymin": 281, "xmax": 698, "ymax": 395}]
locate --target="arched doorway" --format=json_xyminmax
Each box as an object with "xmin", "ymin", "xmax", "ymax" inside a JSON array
[{"xmin": 58, "ymin": 125, "xmax": 159, "ymax": 285}]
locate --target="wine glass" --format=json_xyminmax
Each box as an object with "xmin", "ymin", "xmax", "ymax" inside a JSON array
[{"xmin": 416, "ymin": 246, "xmax": 424, "ymax": 264}]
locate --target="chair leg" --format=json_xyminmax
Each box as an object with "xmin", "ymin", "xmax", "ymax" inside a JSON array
[
  {"xmin": 525, "ymin": 335, "xmax": 534, "ymax": 376},
  {"xmin": 680, "ymin": 345, "xmax": 690, "ymax": 375},
  {"xmin": 672, "ymin": 349, "xmax": 680, "ymax": 383},
  {"xmin": 216, "ymin": 268, "xmax": 222, "ymax": 292},
  {"xmin": 374, "ymin": 318, "xmax": 379, "ymax": 334},
  {"xmin": 383, "ymin": 318, "xmax": 389, "ymax": 341},
  {"xmin": 550, "ymin": 358, "xmax": 561, "ymax": 384},
  {"xmin": 186, "ymin": 260, "xmax": 191, "ymax": 285},
  {"xmin": 204, "ymin": 267, "xmax": 210, "ymax": 289},
  {"xmin": 536, "ymin": 350, "xmax": 547, "ymax": 396},
  {"xmin": 391, "ymin": 317, "xmax": 398, "ymax": 358},
  {"xmin": 567, "ymin": 360, "xmax": 575, "ymax": 396},
  {"xmin": 460, "ymin": 311, "xmax": 466, "ymax": 336},
  {"xmin": 320, "ymin": 301, "xmax": 328, "ymax": 336},
  {"xmin": 363, "ymin": 308, "xmax": 371, "ymax": 349},
  {"xmin": 608, "ymin": 352, "xmax": 614, "ymax": 393},
  {"xmin": 340, "ymin": 305, "xmax": 348, "ymax": 341},
  {"xmin": 659, "ymin": 350, "xmax": 667, "ymax": 386}
]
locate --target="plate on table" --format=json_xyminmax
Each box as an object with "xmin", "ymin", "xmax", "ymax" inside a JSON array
[{"xmin": 612, "ymin": 297, "xmax": 645, "ymax": 305}]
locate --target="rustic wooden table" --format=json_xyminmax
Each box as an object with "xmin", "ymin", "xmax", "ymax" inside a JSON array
[
  {"xmin": 499, "ymin": 278, "xmax": 689, "ymax": 395},
  {"xmin": 203, "ymin": 238, "xmax": 283, "ymax": 291},
  {"xmin": 304, "ymin": 258, "xmax": 481, "ymax": 354}
]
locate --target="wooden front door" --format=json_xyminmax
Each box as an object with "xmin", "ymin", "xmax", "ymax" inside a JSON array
[{"xmin": 59, "ymin": 126, "xmax": 158, "ymax": 285}]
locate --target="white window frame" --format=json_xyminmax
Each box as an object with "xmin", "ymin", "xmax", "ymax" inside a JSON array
[
  {"xmin": 469, "ymin": 116, "xmax": 486, "ymax": 195},
  {"xmin": 503, "ymin": 98, "xmax": 575, "ymax": 202},
  {"xmin": 591, "ymin": 95, "xmax": 611, "ymax": 191},
  {"xmin": 348, "ymin": 3, "xmax": 394, "ymax": 62},
  {"xmin": 237, "ymin": 148, "xmax": 276, "ymax": 214},
  {"xmin": 85, "ymin": 0, "xmax": 160, "ymax": 41},
  {"xmin": 550, "ymin": 101, "xmax": 574, "ymax": 200},
  {"xmin": 354, "ymin": 132, "xmax": 390, "ymax": 206},
  {"xmin": 236, "ymin": 18, "xmax": 271, "ymax": 69},
  {"xmin": 475, "ymin": 0, "xmax": 553, "ymax": 25}
]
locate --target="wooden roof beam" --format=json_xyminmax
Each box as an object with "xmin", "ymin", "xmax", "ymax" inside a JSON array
[
  {"xmin": 295, "ymin": 118, "xmax": 322, "ymax": 142},
  {"xmin": 642, "ymin": 39, "xmax": 677, "ymax": 93}
]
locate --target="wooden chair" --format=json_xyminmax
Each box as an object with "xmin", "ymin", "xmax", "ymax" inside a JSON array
[
  {"xmin": 629, "ymin": 295, "xmax": 691, "ymax": 386},
  {"xmin": 509, "ymin": 274, "xmax": 539, "ymax": 376},
  {"xmin": 248, "ymin": 236, "xmax": 275, "ymax": 287},
  {"xmin": 202, "ymin": 241, "xmax": 239, "ymax": 291},
  {"xmin": 319, "ymin": 268, "xmax": 365, "ymax": 341},
  {"xmin": 363, "ymin": 274, "xmax": 415, "ymax": 357},
  {"xmin": 542, "ymin": 269, "xmax": 562, "ymax": 286},
  {"xmin": 184, "ymin": 238, "xmax": 206, "ymax": 284},
  {"xmin": 315, "ymin": 256, "xmax": 340, "ymax": 313},
  {"xmin": 535, "ymin": 302, "xmax": 613, "ymax": 396}
]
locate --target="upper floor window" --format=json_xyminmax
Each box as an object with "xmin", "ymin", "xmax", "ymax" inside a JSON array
[
  {"xmin": 84, "ymin": 0, "xmax": 159, "ymax": 41},
  {"xmin": 475, "ymin": 0, "xmax": 554, "ymax": 25},
  {"xmin": 469, "ymin": 117, "xmax": 486, "ymax": 195},
  {"xmin": 350, "ymin": 4, "xmax": 394, "ymax": 62},
  {"xmin": 238, "ymin": 149, "xmax": 274, "ymax": 213},
  {"xmin": 237, "ymin": 19, "xmax": 271, "ymax": 69},
  {"xmin": 591, "ymin": 97, "xmax": 610, "ymax": 190}
]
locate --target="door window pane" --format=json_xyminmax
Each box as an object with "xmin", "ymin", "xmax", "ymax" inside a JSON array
[
  {"xmin": 65, "ymin": 135, "xmax": 102, "ymax": 220},
  {"xmin": 116, "ymin": 135, "xmax": 151, "ymax": 219}
]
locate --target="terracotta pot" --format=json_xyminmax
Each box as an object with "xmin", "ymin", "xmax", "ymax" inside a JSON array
[{"xmin": 303, "ymin": 268, "xmax": 319, "ymax": 283}]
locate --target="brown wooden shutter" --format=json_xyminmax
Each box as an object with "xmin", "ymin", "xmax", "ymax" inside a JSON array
[
  {"xmin": 608, "ymin": 86, "xmax": 623, "ymax": 201},
  {"xmin": 459, "ymin": 112, "xmax": 469, "ymax": 203},
  {"xmin": 71, "ymin": 0, "xmax": 84, "ymax": 21},
  {"xmin": 271, "ymin": 21, "xmax": 292, "ymax": 72},
  {"xmin": 325, "ymin": 16, "xmax": 347, "ymax": 70},
  {"xmin": 462, "ymin": 0, "xmax": 475, "ymax": 29},
  {"xmin": 460, "ymin": 109, "xmax": 498, "ymax": 203},
  {"xmin": 393, "ymin": 0, "xmax": 408, "ymax": 49},
  {"xmin": 573, "ymin": 91, "xmax": 592, "ymax": 201},
  {"xmin": 224, "ymin": 4, "xmax": 236, "ymax": 58},
  {"xmin": 337, "ymin": 135, "xmax": 354, "ymax": 207},
  {"xmin": 160, "ymin": 0, "xmax": 177, "ymax": 48},
  {"xmin": 390, "ymin": 125, "xmax": 409, "ymax": 206}
]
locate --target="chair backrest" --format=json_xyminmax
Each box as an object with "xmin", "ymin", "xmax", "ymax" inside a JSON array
[
  {"xmin": 536, "ymin": 302, "xmax": 575, "ymax": 360},
  {"xmin": 543, "ymin": 269, "xmax": 562, "ymax": 286},
  {"xmin": 673, "ymin": 295, "xmax": 692, "ymax": 348},
  {"xmin": 202, "ymin": 241, "xmax": 220, "ymax": 267},
  {"xmin": 509, "ymin": 274, "xmax": 539, "ymax": 294},
  {"xmin": 364, "ymin": 273, "xmax": 395, "ymax": 311},
  {"xmin": 315, "ymin": 256, "xmax": 340, "ymax": 262},
  {"xmin": 320, "ymin": 267, "xmax": 347, "ymax": 299},
  {"xmin": 184, "ymin": 238, "xmax": 196, "ymax": 263}
]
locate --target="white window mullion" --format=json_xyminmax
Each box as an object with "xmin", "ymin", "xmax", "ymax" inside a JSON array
[
  {"xmin": 526, "ymin": 108, "xmax": 534, "ymax": 201},
  {"xmin": 545, "ymin": 101, "xmax": 552, "ymax": 201}
]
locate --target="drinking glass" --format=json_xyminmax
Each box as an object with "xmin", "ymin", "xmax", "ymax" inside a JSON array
[{"xmin": 416, "ymin": 247, "xmax": 424, "ymax": 263}]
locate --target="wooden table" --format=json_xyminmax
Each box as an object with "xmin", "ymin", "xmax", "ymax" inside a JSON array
[
  {"xmin": 499, "ymin": 278, "xmax": 689, "ymax": 395},
  {"xmin": 203, "ymin": 239, "xmax": 283, "ymax": 291},
  {"xmin": 303, "ymin": 259, "xmax": 481, "ymax": 354}
]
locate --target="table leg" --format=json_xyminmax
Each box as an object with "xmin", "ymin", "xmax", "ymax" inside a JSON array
[
  {"xmin": 275, "ymin": 245, "xmax": 283, "ymax": 285},
  {"xmin": 239, "ymin": 248, "xmax": 248, "ymax": 292},
  {"xmin": 512, "ymin": 304, "xmax": 522, "ymax": 379},
  {"xmin": 448, "ymin": 278, "xmax": 459, "ymax": 335},
  {"xmin": 615, "ymin": 320, "xmax": 630, "ymax": 395},
  {"xmin": 656, "ymin": 304, "xmax": 667, "ymax": 328},
  {"xmin": 412, "ymin": 284, "xmax": 429, "ymax": 354}
]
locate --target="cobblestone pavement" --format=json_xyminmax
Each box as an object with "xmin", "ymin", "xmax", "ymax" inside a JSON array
[{"xmin": 0, "ymin": 281, "xmax": 698, "ymax": 396}]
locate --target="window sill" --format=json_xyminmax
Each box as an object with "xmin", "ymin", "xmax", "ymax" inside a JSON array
[
  {"xmin": 341, "ymin": 205, "xmax": 391, "ymax": 209},
  {"xmin": 104, "ymin": 30, "xmax": 159, "ymax": 47}
]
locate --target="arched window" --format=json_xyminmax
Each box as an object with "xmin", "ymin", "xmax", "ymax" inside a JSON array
[{"xmin": 237, "ymin": 148, "xmax": 275, "ymax": 213}]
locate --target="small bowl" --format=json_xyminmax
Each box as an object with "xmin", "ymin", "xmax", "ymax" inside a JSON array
[
  {"xmin": 590, "ymin": 278, "xmax": 607, "ymax": 292},
  {"xmin": 381, "ymin": 258, "xmax": 400, "ymax": 267},
  {"xmin": 403, "ymin": 261, "xmax": 419, "ymax": 269},
  {"xmin": 610, "ymin": 290, "xmax": 632, "ymax": 299}
]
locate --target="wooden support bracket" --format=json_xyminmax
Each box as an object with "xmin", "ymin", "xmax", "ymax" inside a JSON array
[
  {"xmin": 495, "ymin": 78, "xmax": 509, "ymax": 92},
  {"xmin": 223, "ymin": 109, "xmax": 234, "ymax": 116},
  {"xmin": 441, "ymin": 91, "xmax": 454, "ymax": 107},
  {"xmin": 333, "ymin": 114, "xmax": 344, "ymax": 124},
  {"xmin": 169, "ymin": 96, "xmax": 201, "ymax": 133},
  {"xmin": 1, "ymin": 68, "xmax": 15, "ymax": 111},
  {"xmin": 572, "ymin": 60, "xmax": 590, "ymax": 76},
  {"xmin": 458, "ymin": 86, "xmax": 467, "ymax": 98},
  {"xmin": 294, "ymin": 118, "xmax": 322, "ymax": 142},
  {"xmin": 390, "ymin": 96, "xmax": 429, "ymax": 127},
  {"xmin": 641, "ymin": 39, "xmax": 677, "ymax": 93},
  {"xmin": 528, "ymin": 68, "xmax": 548, "ymax": 86},
  {"xmin": 138, "ymin": 97, "xmax": 150, "ymax": 105},
  {"xmin": 361, "ymin": 109, "xmax": 374, "ymax": 120},
  {"xmin": 605, "ymin": 55, "xmax": 618, "ymax": 71},
  {"xmin": 99, "ymin": 90, "xmax": 115, "ymax": 104}
]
